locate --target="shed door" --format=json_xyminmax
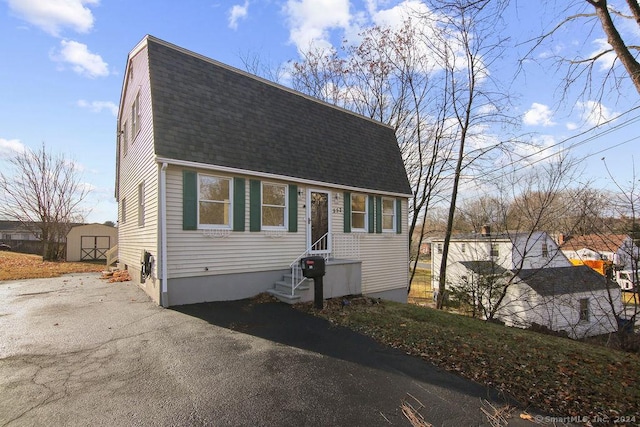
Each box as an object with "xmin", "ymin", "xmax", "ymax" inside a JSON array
[{"xmin": 81, "ymin": 236, "xmax": 110, "ymax": 260}]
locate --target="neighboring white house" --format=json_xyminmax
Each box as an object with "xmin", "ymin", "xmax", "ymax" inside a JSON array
[
  {"xmin": 115, "ymin": 36, "xmax": 412, "ymax": 307},
  {"xmin": 431, "ymin": 228, "xmax": 572, "ymax": 290},
  {"xmin": 66, "ymin": 223, "xmax": 118, "ymax": 262},
  {"xmin": 560, "ymin": 234, "xmax": 638, "ymax": 270},
  {"xmin": 431, "ymin": 228, "xmax": 622, "ymax": 338}
]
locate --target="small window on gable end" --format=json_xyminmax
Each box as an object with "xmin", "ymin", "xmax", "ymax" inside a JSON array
[
  {"xmin": 131, "ymin": 92, "xmax": 140, "ymax": 140},
  {"xmin": 382, "ymin": 198, "xmax": 395, "ymax": 232},
  {"xmin": 351, "ymin": 193, "xmax": 367, "ymax": 231},
  {"xmin": 262, "ymin": 182, "xmax": 287, "ymax": 229},
  {"xmin": 437, "ymin": 243, "xmax": 443, "ymax": 254},
  {"xmin": 461, "ymin": 243, "xmax": 466, "ymax": 253},
  {"xmin": 542, "ymin": 242, "xmax": 548, "ymax": 258},
  {"xmin": 122, "ymin": 121, "xmax": 128, "ymax": 157},
  {"xmin": 138, "ymin": 182, "xmax": 145, "ymax": 227}
]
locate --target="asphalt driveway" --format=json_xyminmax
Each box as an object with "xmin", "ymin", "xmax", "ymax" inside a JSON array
[{"xmin": 0, "ymin": 273, "xmax": 537, "ymax": 426}]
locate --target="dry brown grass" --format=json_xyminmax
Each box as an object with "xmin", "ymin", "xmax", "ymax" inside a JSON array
[
  {"xmin": 408, "ymin": 268, "xmax": 434, "ymax": 307},
  {"xmin": 0, "ymin": 251, "xmax": 105, "ymax": 280}
]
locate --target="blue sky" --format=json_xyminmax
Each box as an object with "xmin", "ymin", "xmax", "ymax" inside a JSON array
[{"xmin": 0, "ymin": 0, "xmax": 638, "ymax": 224}]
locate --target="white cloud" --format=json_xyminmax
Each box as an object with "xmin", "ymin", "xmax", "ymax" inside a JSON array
[
  {"xmin": 371, "ymin": 0, "xmax": 429, "ymax": 28},
  {"xmin": 52, "ymin": 40, "xmax": 109, "ymax": 78},
  {"xmin": 77, "ymin": 99, "xmax": 118, "ymax": 116},
  {"xmin": 0, "ymin": 138, "xmax": 26, "ymax": 159},
  {"xmin": 506, "ymin": 134, "xmax": 559, "ymax": 166},
  {"xmin": 576, "ymin": 100, "xmax": 618, "ymax": 127},
  {"xmin": 523, "ymin": 103, "xmax": 556, "ymax": 127},
  {"xmin": 590, "ymin": 38, "xmax": 618, "ymax": 71},
  {"xmin": 7, "ymin": 0, "xmax": 99, "ymax": 37},
  {"xmin": 283, "ymin": 0, "xmax": 351, "ymax": 52},
  {"xmin": 228, "ymin": 1, "xmax": 249, "ymax": 30}
]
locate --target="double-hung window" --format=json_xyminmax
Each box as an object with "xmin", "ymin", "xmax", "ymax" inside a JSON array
[
  {"xmin": 138, "ymin": 182, "xmax": 145, "ymax": 227},
  {"xmin": 131, "ymin": 92, "xmax": 140, "ymax": 140},
  {"xmin": 541, "ymin": 242, "xmax": 549, "ymax": 258},
  {"xmin": 579, "ymin": 298, "xmax": 590, "ymax": 322},
  {"xmin": 122, "ymin": 121, "xmax": 128, "ymax": 156},
  {"xmin": 121, "ymin": 198, "xmax": 127, "ymax": 224},
  {"xmin": 262, "ymin": 182, "xmax": 287, "ymax": 229},
  {"xmin": 490, "ymin": 244, "xmax": 499, "ymax": 258},
  {"xmin": 351, "ymin": 193, "xmax": 367, "ymax": 231},
  {"xmin": 382, "ymin": 198, "xmax": 396, "ymax": 232},
  {"xmin": 198, "ymin": 174, "xmax": 232, "ymax": 228}
]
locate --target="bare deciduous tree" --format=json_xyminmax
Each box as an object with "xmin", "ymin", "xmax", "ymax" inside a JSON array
[
  {"xmin": 521, "ymin": 0, "xmax": 640, "ymax": 100},
  {"xmin": 433, "ymin": 0, "xmax": 513, "ymax": 309},
  {"xmin": 0, "ymin": 144, "xmax": 89, "ymax": 260}
]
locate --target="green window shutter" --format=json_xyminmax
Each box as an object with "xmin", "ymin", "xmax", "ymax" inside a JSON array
[
  {"xmin": 288, "ymin": 184, "xmax": 298, "ymax": 232},
  {"xmin": 249, "ymin": 179, "xmax": 261, "ymax": 232},
  {"xmin": 396, "ymin": 198, "xmax": 402, "ymax": 234},
  {"xmin": 183, "ymin": 170, "xmax": 197, "ymax": 230},
  {"xmin": 233, "ymin": 178, "xmax": 245, "ymax": 232},
  {"xmin": 375, "ymin": 196, "xmax": 382, "ymax": 233},
  {"xmin": 368, "ymin": 196, "xmax": 375, "ymax": 233},
  {"xmin": 343, "ymin": 192, "xmax": 351, "ymax": 233}
]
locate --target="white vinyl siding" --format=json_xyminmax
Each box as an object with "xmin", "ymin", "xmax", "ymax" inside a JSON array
[
  {"xmin": 165, "ymin": 168, "xmax": 305, "ymax": 278},
  {"xmin": 358, "ymin": 198, "xmax": 409, "ymax": 294},
  {"xmin": 116, "ymin": 45, "xmax": 159, "ymax": 302}
]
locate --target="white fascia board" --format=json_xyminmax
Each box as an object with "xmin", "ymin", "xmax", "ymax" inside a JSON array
[{"xmin": 155, "ymin": 156, "xmax": 412, "ymax": 198}]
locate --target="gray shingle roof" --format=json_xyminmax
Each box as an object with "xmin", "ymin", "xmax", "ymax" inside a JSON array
[
  {"xmin": 145, "ymin": 37, "xmax": 411, "ymax": 195},
  {"xmin": 459, "ymin": 260, "xmax": 510, "ymax": 276},
  {"xmin": 515, "ymin": 266, "xmax": 615, "ymax": 296}
]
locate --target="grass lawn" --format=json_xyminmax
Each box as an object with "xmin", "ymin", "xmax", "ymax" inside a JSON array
[
  {"xmin": 0, "ymin": 251, "xmax": 105, "ymax": 280},
  {"xmin": 296, "ymin": 296, "xmax": 640, "ymax": 420}
]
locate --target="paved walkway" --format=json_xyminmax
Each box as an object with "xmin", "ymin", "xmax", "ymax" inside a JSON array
[{"xmin": 0, "ymin": 273, "xmax": 538, "ymax": 426}]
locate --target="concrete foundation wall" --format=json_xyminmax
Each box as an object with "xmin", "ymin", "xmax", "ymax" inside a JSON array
[
  {"xmin": 296, "ymin": 259, "xmax": 362, "ymax": 303},
  {"xmin": 366, "ymin": 287, "xmax": 408, "ymax": 303},
  {"xmin": 166, "ymin": 269, "xmax": 288, "ymax": 306}
]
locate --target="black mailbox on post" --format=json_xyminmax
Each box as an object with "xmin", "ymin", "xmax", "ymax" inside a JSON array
[
  {"xmin": 300, "ymin": 256, "xmax": 326, "ymax": 309},
  {"xmin": 300, "ymin": 256, "xmax": 325, "ymax": 278}
]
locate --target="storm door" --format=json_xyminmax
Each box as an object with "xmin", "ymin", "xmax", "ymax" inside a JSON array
[{"xmin": 307, "ymin": 190, "xmax": 330, "ymax": 255}]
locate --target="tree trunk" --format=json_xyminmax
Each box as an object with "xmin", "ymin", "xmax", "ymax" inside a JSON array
[{"xmin": 591, "ymin": 0, "xmax": 640, "ymax": 94}]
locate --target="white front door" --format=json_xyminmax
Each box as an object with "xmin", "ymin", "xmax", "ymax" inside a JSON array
[{"xmin": 307, "ymin": 189, "xmax": 330, "ymax": 255}]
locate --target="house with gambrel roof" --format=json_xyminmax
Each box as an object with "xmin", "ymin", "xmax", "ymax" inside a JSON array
[{"xmin": 115, "ymin": 36, "xmax": 412, "ymax": 307}]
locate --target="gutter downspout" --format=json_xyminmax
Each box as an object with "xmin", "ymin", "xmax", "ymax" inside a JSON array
[{"xmin": 159, "ymin": 162, "xmax": 168, "ymax": 307}]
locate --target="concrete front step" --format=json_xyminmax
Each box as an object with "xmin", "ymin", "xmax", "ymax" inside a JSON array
[
  {"xmin": 266, "ymin": 289, "xmax": 301, "ymax": 303},
  {"xmin": 274, "ymin": 280, "xmax": 310, "ymax": 294},
  {"xmin": 270, "ymin": 275, "xmax": 312, "ymax": 304}
]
